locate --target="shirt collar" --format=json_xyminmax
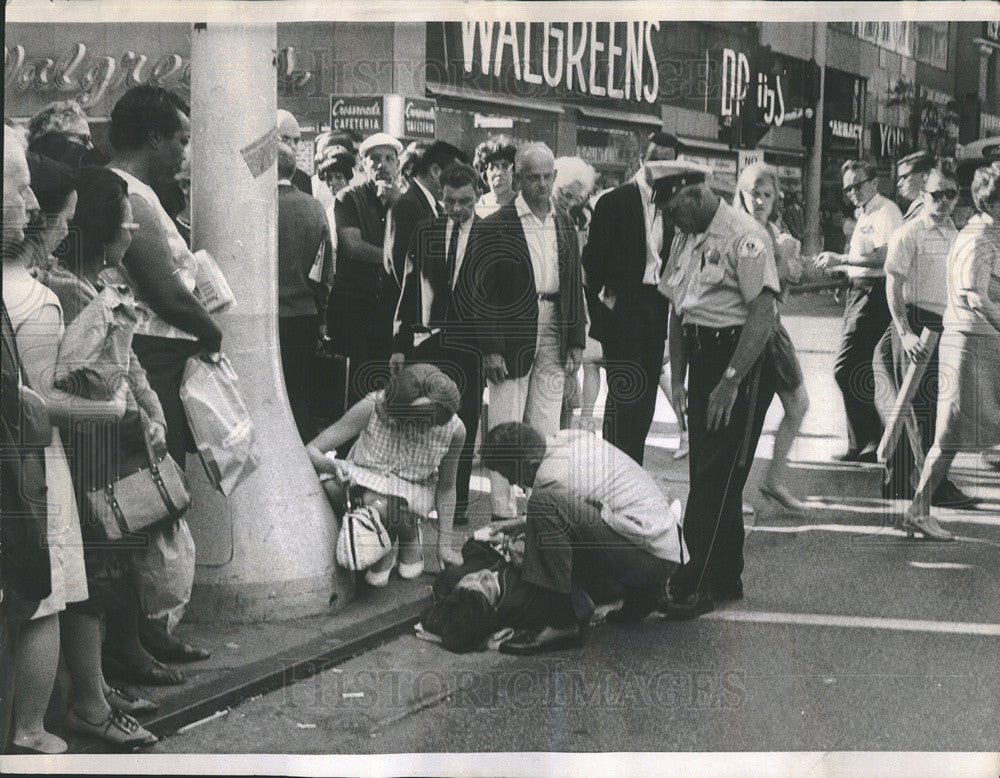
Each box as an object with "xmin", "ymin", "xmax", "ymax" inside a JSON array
[
  {"xmin": 515, "ymin": 192, "xmax": 552, "ymax": 221},
  {"xmin": 634, "ymin": 169, "xmax": 654, "ymax": 204},
  {"xmin": 413, "ymin": 178, "xmax": 438, "ymax": 213},
  {"xmin": 917, "ymin": 210, "xmax": 955, "ymax": 233},
  {"xmin": 860, "ymin": 192, "xmax": 885, "ymax": 216}
]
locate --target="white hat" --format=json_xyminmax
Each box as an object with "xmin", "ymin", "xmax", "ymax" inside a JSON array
[{"xmin": 358, "ymin": 132, "xmax": 403, "ymax": 157}]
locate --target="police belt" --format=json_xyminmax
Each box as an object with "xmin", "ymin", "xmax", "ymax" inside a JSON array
[{"xmin": 681, "ymin": 322, "xmax": 742, "ymax": 347}]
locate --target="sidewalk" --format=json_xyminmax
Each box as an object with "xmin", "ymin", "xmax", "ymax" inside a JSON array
[{"xmin": 64, "ymin": 291, "xmax": 999, "ymax": 750}]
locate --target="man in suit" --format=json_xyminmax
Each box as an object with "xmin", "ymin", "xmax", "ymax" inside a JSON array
[
  {"xmin": 391, "ymin": 163, "xmax": 483, "ymax": 526},
  {"xmin": 277, "ymin": 109, "xmax": 313, "ymax": 196},
  {"xmin": 277, "ymin": 143, "xmax": 334, "ymax": 442},
  {"xmin": 460, "ymin": 142, "xmax": 587, "ymax": 522},
  {"xmin": 379, "ymin": 141, "xmax": 467, "ymax": 367},
  {"xmin": 583, "ymin": 131, "xmax": 683, "ymax": 464}
]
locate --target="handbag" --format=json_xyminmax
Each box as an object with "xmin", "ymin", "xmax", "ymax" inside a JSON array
[
  {"xmin": 86, "ymin": 426, "xmax": 191, "ymax": 542},
  {"xmin": 335, "ymin": 490, "xmax": 392, "ymax": 571}
]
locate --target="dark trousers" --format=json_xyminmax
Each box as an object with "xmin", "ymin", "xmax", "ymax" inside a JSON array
[
  {"xmin": 328, "ymin": 270, "xmax": 390, "ymax": 408},
  {"xmin": 873, "ymin": 305, "xmax": 944, "ymax": 498},
  {"xmin": 521, "ymin": 487, "xmax": 677, "ymax": 604},
  {"xmin": 411, "ymin": 334, "xmax": 483, "ymax": 520},
  {"xmin": 601, "ymin": 286, "xmax": 669, "ymax": 465},
  {"xmin": 131, "ymin": 334, "xmax": 202, "ymax": 465},
  {"xmin": 279, "ymin": 314, "xmax": 320, "ymax": 443},
  {"xmin": 834, "ymin": 278, "xmax": 891, "ymax": 453},
  {"xmin": 669, "ymin": 326, "xmax": 776, "ymax": 598}
]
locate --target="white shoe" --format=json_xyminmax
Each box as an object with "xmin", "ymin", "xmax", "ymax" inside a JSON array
[
  {"xmin": 364, "ymin": 544, "xmax": 397, "ymax": 587},
  {"xmin": 397, "ymin": 527, "xmax": 424, "ymax": 579}
]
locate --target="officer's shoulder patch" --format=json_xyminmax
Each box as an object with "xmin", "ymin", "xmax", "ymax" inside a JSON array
[{"xmin": 736, "ymin": 233, "xmax": 767, "ymax": 260}]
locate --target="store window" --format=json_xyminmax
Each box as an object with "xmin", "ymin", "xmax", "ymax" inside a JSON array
[{"xmin": 914, "ymin": 22, "xmax": 948, "ymax": 70}]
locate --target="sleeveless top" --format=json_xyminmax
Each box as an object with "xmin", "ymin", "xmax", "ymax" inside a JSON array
[{"xmin": 340, "ymin": 390, "xmax": 463, "ymax": 516}]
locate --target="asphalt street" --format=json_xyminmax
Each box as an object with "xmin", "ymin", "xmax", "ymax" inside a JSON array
[{"xmin": 151, "ymin": 289, "xmax": 1000, "ymax": 755}]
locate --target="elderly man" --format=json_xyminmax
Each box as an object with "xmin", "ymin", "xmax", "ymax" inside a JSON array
[
  {"xmin": 816, "ymin": 160, "xmax": 903, "ymax": 463},
  {"xmin": 583, "ymin": 130, "xmax": 685, "ymax": 464},
  {"xmin": 107, "ymin": 85, "xmax": 217, "ymax": 668},
  {"xmin": 658, "ymin": 163, "xmax": 780, "ymax": 619},
  {"xmin": 461, "ymin": 142, "xmax": 586, "ymax": 523},
  {"xmin": 894, "ymin": 150, "xmax": 936, "ymax": 221},
  {"xmin": 876, "ymin": 167, "xmax": 978, "ymax": 509},
  {"xmin": 277, "ymin": 143, "xmax": 334, "ymax": 442},
  {"xmin": 328, "ymin": 132, "xmax": 404, "ymax": 408},
  {"xmin": 478, "ymin": 422, "xmax": 685, "ymax": 654},
  {"xmin": 276, "ymin": 109, "xmax": 313, "ymax": 195}
]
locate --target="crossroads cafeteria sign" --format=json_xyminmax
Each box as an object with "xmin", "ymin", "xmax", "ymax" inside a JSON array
[{"xmin": 330, "ymin": 94, "xmax": 437, "ymax": 140}]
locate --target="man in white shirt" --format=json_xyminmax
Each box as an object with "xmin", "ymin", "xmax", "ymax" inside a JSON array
[
  {"xmin": 462, "ymin": 142, "xmax": 587, "ymax": 522},
  {"xmin": 480, "ymin": 422, "xmax": 684, "ymax": 654},
  {"xmin": 816, "ymin": 159, "xmax": 903, "ymax": 462},
  {"xmin": 878, "ymin": 167, "xmax": 978, "ymax": 508}
]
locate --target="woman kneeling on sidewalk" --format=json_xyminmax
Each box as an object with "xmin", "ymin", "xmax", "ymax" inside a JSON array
[{"xmin": 306, "ymin": 364, "xmax": 466, "ymax": 585}]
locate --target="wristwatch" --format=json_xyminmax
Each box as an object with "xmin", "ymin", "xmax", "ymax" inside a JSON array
[{"xmin": 722, "ymin": 366, "xmax": 737, "ymax": 381}]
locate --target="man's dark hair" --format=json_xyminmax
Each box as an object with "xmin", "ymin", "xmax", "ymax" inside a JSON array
[
  {"xmin": 421, "ymin": 587, "xmax": 497, "ymax": 653},
  {"xmin": 474, "ymin": 134, "xmax": 518, "ymax": 170},
  {"xmin": 65, "ymin": 166, "xmax": 129, "ymax": 276},
  {"xmin": 841, "ymin": 158, "xmax": 877, "ymax": 179},
  {"xmin": 109, "ymin": 85, "xmax": 190, "ymax": 152},
  {"xmin": 646, "ymin": 130, "xmax": 681, "ymax": 152},
  {"xmin": 439, "ymin": 162, "xmax": 480, "ymax": 193},
  {"xmin": 479, "ymin": 422, "xmax": 546, "ymax": 475},
  {"xmin": 412, "ymin": 141, "xmax": 468, "ymax": 177}
]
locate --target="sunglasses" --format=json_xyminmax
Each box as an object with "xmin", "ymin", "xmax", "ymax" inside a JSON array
[
  {"xmin": 843, "ymin": 177, "xmax": 873, "ymax": 194},
  {"xmin": 925, "ymin": 189, "xmax": 958, "ymax": 202}
]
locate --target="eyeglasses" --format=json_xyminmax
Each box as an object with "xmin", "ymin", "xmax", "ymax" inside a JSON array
[
  {"xmin": 925, "ymin": 189, "xmax": 958, "ymax": 202},
  {"xmin": 843, "ymin": 177, "xmax": 873, "ymax": 194}
]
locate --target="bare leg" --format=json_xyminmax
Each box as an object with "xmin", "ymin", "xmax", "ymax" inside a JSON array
[
  {"xmin": 762, "ymin": 383, "xmax": 809, "ymax": 506},
  {"xmin": 11, "ymin": 614, "xmax": 67, "ymax": 754},
  {"xmin": 60, "ymin": 611, "xmax": 112, "ymax": 722},
  {"xmin": 904, "ymin": 442, "xmax": 957, "ymax": 539},
  {"xmin": 579, "ymin": 362, "xmax": 602, "ymax": 419}
]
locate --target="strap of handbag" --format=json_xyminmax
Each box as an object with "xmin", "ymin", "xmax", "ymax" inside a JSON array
[{"xmin": 2, "ymin": 302, "xmax": 53, "ymax": 447}]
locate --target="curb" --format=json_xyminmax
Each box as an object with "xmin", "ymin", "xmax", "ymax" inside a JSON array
[{"xmin": 135, "ymin": 595, "xmax": 432, "ymax": 742}]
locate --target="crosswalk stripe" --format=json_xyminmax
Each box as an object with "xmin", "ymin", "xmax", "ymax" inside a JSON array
[{"xmin": 702, "ymin": 609, "xmax": 1000, "ymax": 636}]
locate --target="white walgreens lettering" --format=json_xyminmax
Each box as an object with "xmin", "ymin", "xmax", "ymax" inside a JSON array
[{"xmin": 460, "ymin": 21, "xmax": 659, "ymax": 103}]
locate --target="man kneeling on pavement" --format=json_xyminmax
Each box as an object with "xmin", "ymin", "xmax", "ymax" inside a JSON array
[{"xmin": 422, "ymin": 422, "xmax": 686, "ymax": 655}]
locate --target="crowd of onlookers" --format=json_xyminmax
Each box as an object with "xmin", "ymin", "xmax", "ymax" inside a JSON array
[{"xmin": 4, "ymin": 83, "xmax": 1000, "ymax": 750}]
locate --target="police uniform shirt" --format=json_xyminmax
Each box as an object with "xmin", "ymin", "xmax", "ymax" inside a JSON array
[
  {"xmin": 846, "ymin": 192, "xmax": 904, "ymax": 281},
  {"xmin": 658, "ymin": 199, "xmax": 780, "ymax": 329},
  {"xmin": 884, "ymin": 211, "xmax": 957, "ymax": 317}
]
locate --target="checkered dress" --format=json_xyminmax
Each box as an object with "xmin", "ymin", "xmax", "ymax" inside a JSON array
[{"xmin": 340, "ymin": 391, "xmax": 461, "ymax": 516}]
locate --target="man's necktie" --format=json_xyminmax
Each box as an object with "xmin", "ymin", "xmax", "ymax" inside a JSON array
[
  {"xmin": 658, "ymin": 208, "xmax": 674, "ymax": 278},
  {"xmin": 445, "ymin": 220, "xmax": 460, "ymax": 288},
  {"xmin": 431, "ymin": 221, "xmax": 460, "ymax": 324}
]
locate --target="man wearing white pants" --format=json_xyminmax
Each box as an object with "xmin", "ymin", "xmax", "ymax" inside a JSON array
[{"xmin": 460, "ymin": 143, "xmax": 586, "ymax": 521}]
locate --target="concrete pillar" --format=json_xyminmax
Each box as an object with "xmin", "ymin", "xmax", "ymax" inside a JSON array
[
  {"xmin": 803, "ymin": 22, "xmax": 827, "ymax": 257},
  {"xmin": 186, "ymin": 22, "xmax": 351, "ymax": 622}
]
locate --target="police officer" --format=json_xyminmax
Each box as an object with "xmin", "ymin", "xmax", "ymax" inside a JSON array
[{"xmin": 657, "ymin": 163, "xmax": 780, "ymax": 618}]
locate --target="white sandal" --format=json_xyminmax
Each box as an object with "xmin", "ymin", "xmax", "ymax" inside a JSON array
[{"xmin": 397, "ymin": 526, "xmax": 424, "ymax": 579}]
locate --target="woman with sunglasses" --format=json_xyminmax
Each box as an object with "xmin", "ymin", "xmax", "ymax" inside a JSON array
[
  {"xmin": 901, "ymin": 165, "xmax": 1000, "ymax": 540},
  {"xmin": 815, "ymin": 159, "xmax": 903, "ymax": 463},
  {"xmin": 733, "ymin": 162, "xmax": 809, "ymax": 510}
]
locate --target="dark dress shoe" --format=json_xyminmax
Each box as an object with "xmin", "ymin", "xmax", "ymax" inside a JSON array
[
  {"xmin": 103, "ymin": 651, "xmax": 186, "ymax": 686},
  {"xmin": 931, "ymin": 480, "xmax": 980, "ymax": 509},
  {"xmin": 453, "ymin": 514, "xmax": 469, "ymax": 527},
  {"xmin": 498, "ymin": 623, "xmax": 584, "ymax": 655},
  {"xmin": 140, "ymin": 623, "xmax": 211, "ymax": 663},
  {"xmin": 833, "ymin": 449, "xmax": 861, "ymax": 462},
  {"xmin": 659, "ymin": 589, "xmax": 715, "ymax": 620},
  {"xmin": 855, "ymin": 449, "xmax": 879, "ymax": 464}
]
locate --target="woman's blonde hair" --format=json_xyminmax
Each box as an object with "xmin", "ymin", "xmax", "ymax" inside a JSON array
[{"xmin": 733, "ymin": 162, "xmax": 782, "ymax": 221}]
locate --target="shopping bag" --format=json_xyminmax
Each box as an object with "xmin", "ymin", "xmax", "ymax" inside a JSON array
[
  {"xmin": 191, "ymin": 249, "xmax": 236, "ymax": 314},
  {"xmin": 180, "ymin": 351, "xmax": 259, "ymax": 495},
  {"xmin": 134, "ymin": 518, "xmax": 196, "ymax": 634},
  {"xmin": 54, "ymin": 285, "xmax": 138, "ymax": 399}
]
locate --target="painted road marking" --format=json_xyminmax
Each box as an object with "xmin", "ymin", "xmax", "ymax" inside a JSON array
[
  {"xmin": 909, "ymin": 561, "xmax": 973, "ymax": 570},
  {"xmin": 703, "ymin": 610, "xmax": 1000, "ymax": 636}
]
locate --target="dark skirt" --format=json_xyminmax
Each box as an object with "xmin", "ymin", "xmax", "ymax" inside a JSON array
[
  {"xmin": 767, "ymin": 319, "xmax": 804, "ymax": 394},
  {"xmin": 63, "ymin": 410, "xmax": 148, "ymax": 616}
]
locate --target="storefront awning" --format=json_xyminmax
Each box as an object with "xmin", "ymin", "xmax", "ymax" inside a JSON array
[
  {"xmin": 426, "ymin": 83, "xmax": 564, "ymax": 115},
  {"xmin": 576, "ymin": 106, "xmax": 662, "ymax": 128}
]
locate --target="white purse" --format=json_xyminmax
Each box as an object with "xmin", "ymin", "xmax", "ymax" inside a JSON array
[{"xmin": 336, "ymin": 503, "xmax": 392, "ymax": 572}]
